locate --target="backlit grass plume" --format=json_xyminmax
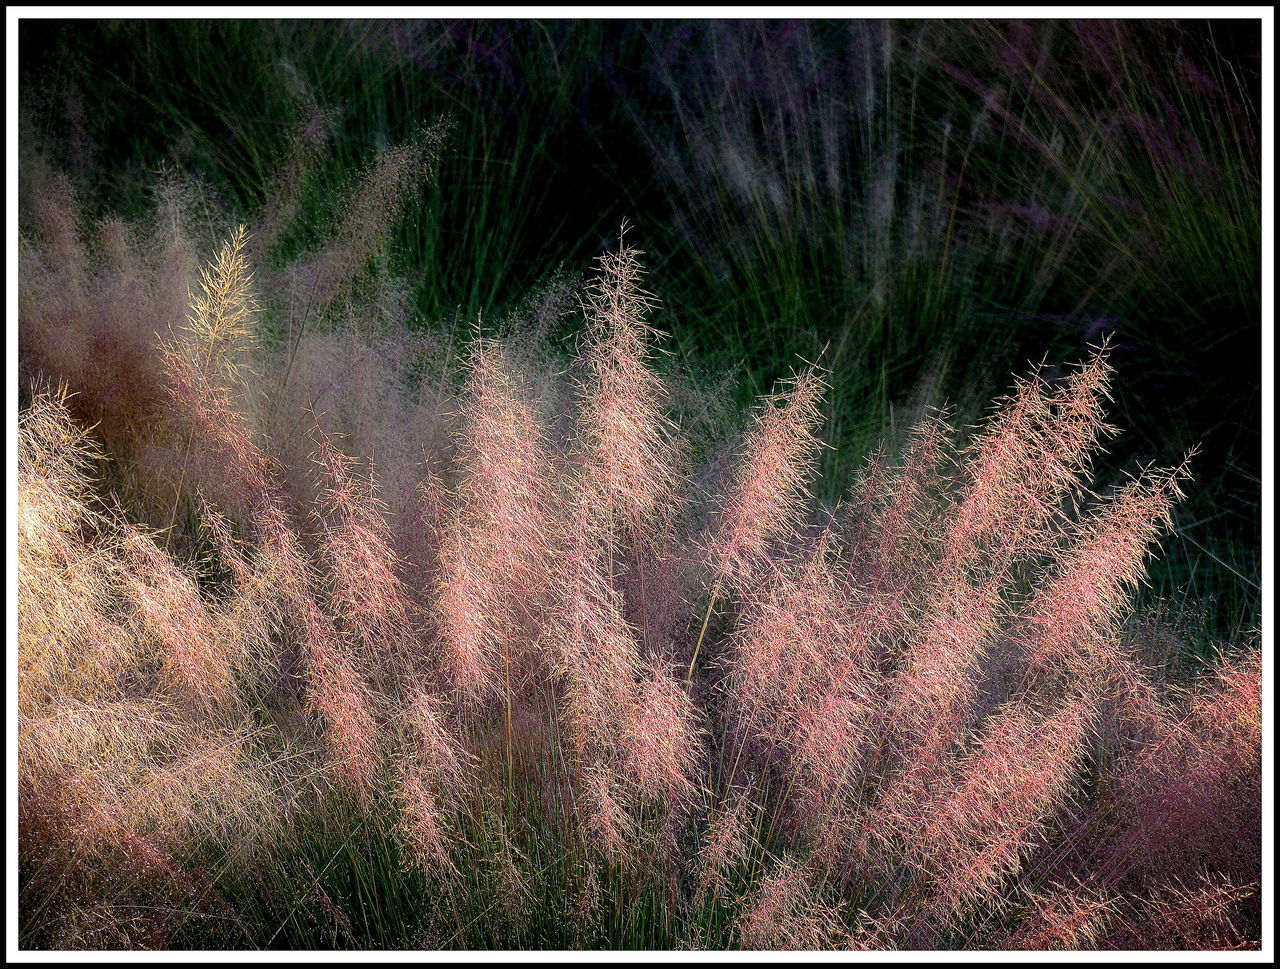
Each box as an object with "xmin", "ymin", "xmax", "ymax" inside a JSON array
[{"xmin": 171, "ymin": 224, "xmax": 257, "ymax": 391}]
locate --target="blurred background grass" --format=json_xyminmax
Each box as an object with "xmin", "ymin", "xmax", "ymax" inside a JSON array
[{"xmin": 18, "ymin": 17, "xmax": 1262, "ymax": 643}]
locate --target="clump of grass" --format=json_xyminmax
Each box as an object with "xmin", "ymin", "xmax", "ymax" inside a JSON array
[{"xmin": 17, "ymin": 190, "xmax": 1261, "ymax": 950}]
